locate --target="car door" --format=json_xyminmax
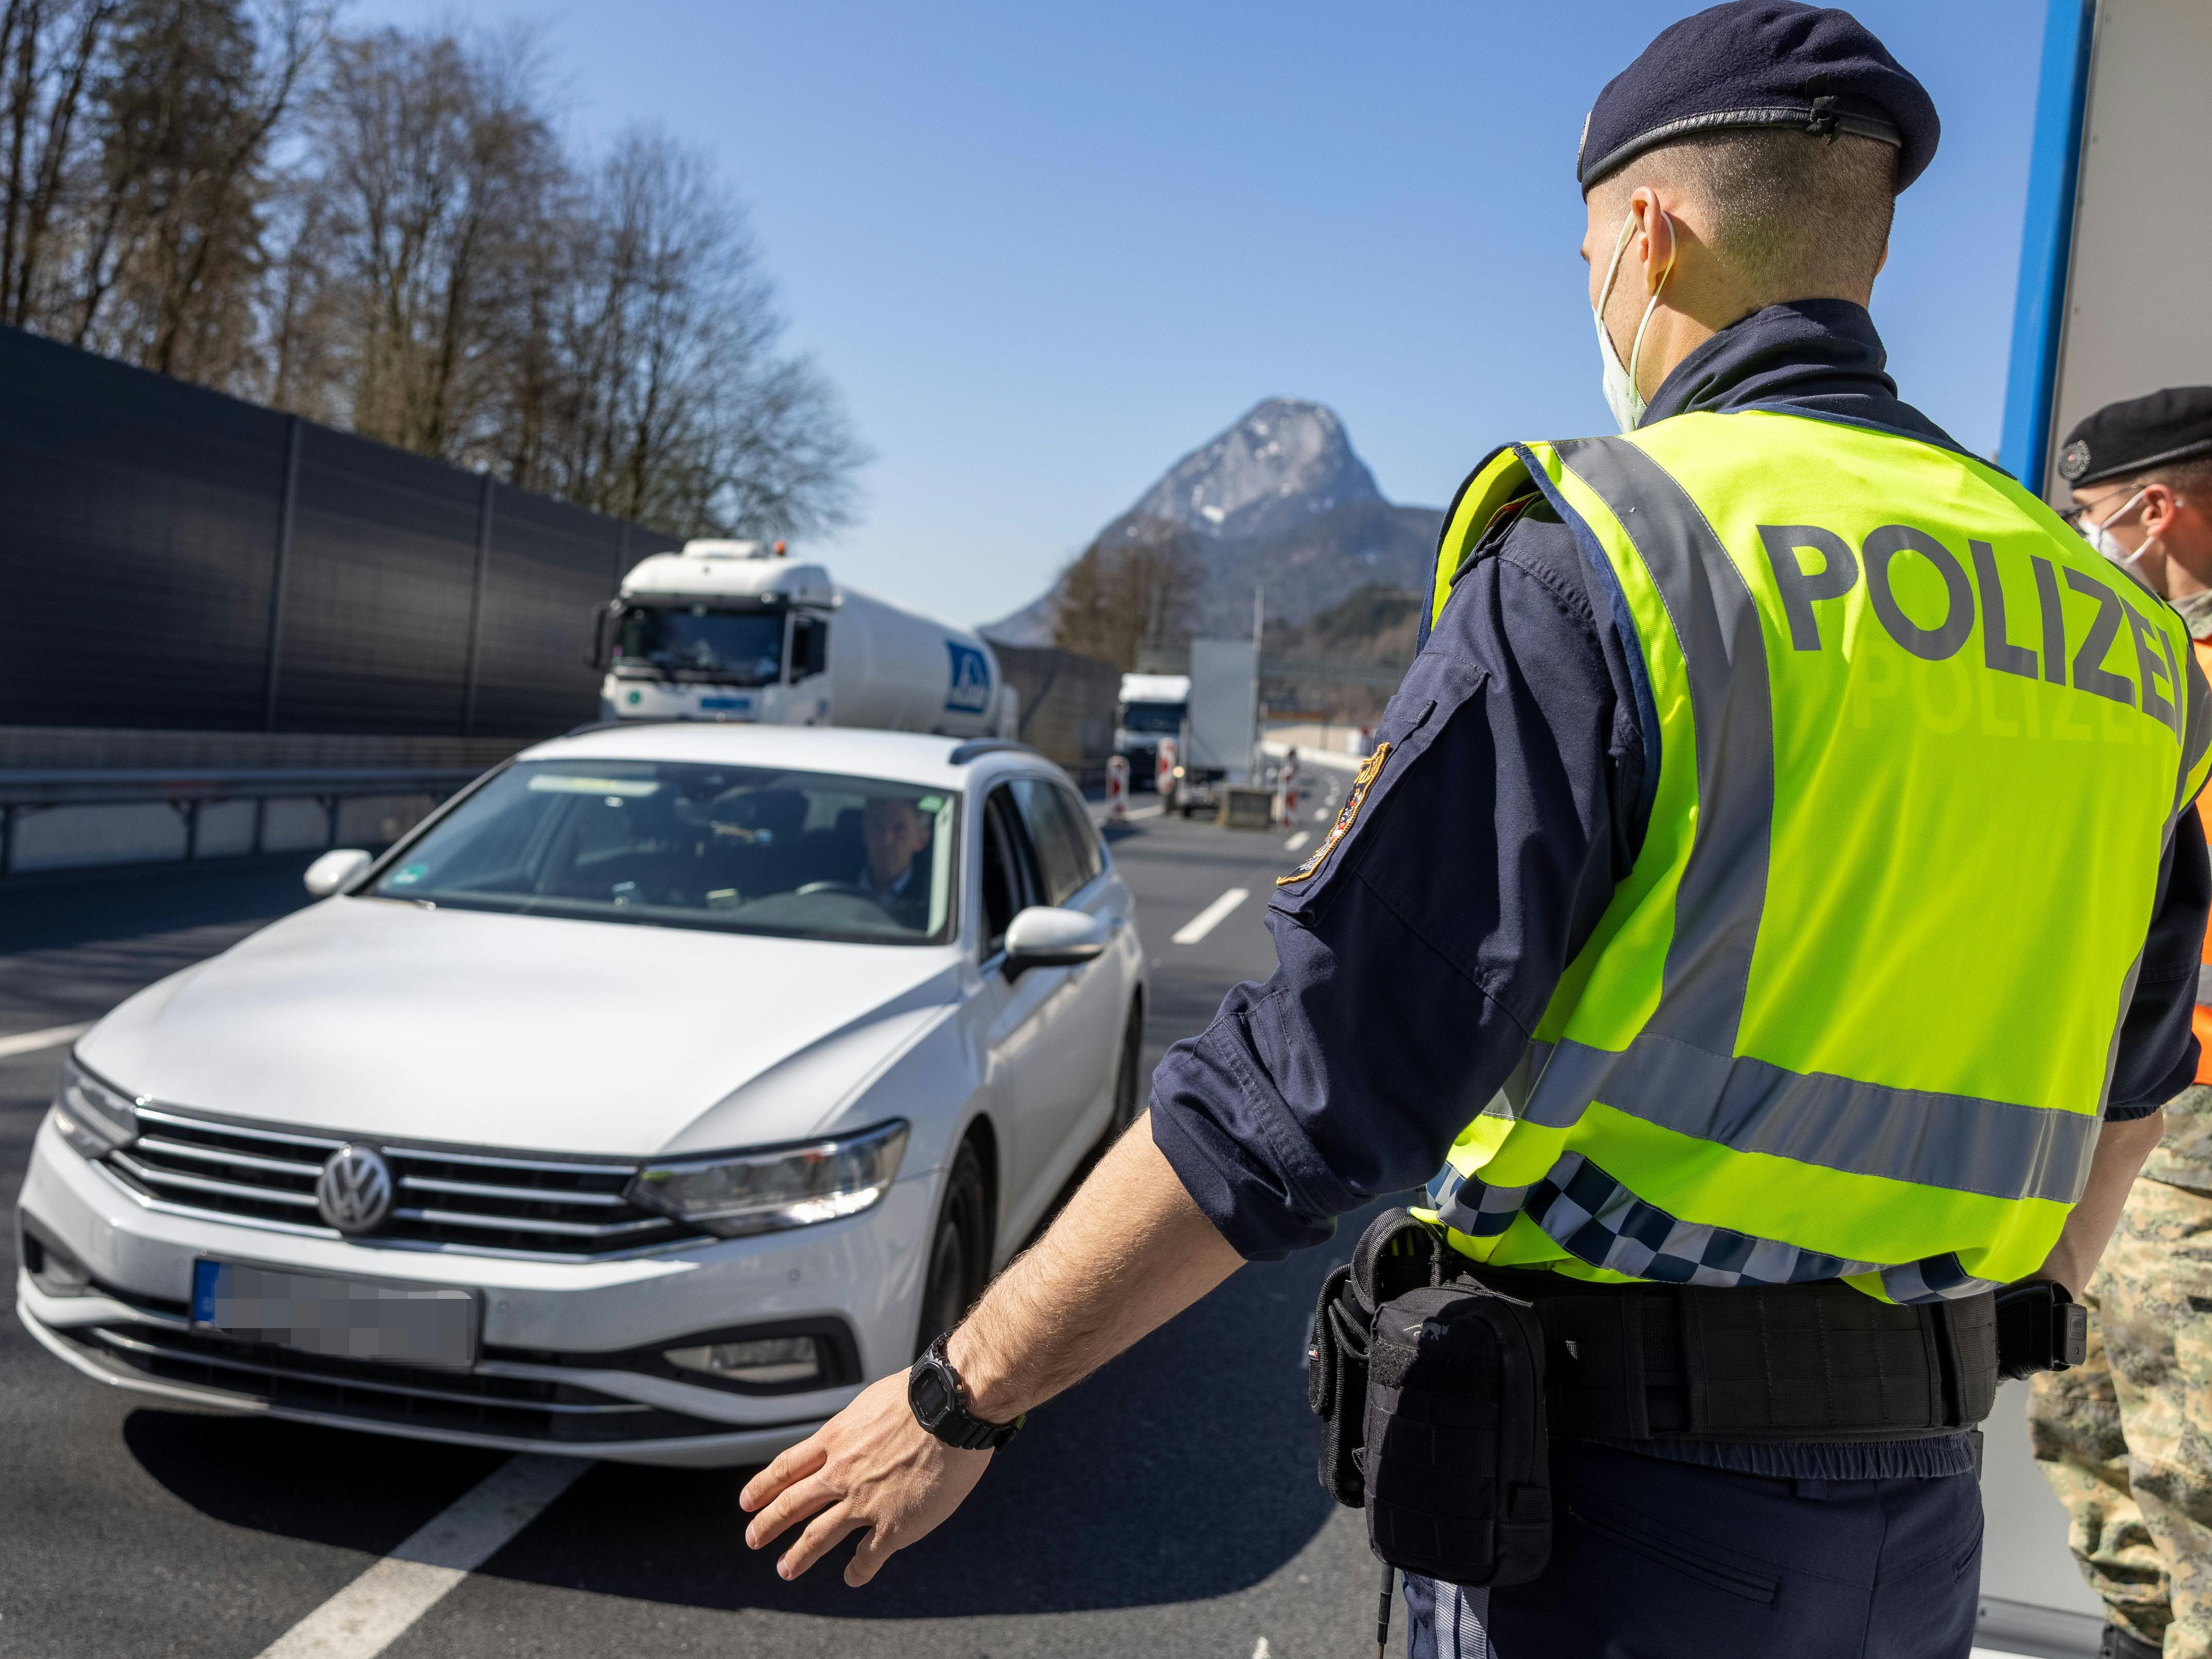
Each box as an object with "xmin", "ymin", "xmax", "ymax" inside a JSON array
[
  {"xmin": 968, "ymin": 783, "xmax": 1066, "ymax": 1248},
  {"xmin": 1005, "ymin": 774, "xmax": 1126, "ymax": 1185}
]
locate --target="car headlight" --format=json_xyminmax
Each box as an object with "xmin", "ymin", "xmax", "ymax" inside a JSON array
[
  {"xmin": 49, "ymin": 1057, "xmax": 139, "ymax": 1159},
  {"xmin": 626, "ymin": 1120, "xmax": 908, "ymax": 1237}
]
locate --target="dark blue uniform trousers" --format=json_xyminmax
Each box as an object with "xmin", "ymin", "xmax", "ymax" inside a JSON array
[{"xmin": 1402, "ymin": 1442, "xmax": 1984, "ymax": 1658}]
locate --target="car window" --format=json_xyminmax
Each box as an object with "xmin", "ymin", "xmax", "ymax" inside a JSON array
[
  {"xmin": 1051, "ymin": 784, "xmax": 1104, "ymax": 887},
  {"xmin": 979, "ymin": 789, "xmax": 1031, "ymax": 956},
  {"xmin": 1010, "ymin": 777, "xmax": 1091, "ymax": 906},
  {"xmin": 366, "ymin": 759, "xmax": 958, "ymax": 944}
]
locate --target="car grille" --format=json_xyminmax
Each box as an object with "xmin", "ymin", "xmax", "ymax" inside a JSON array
[
  {"xmin": 103, "ymin": 1106, "xmax": 704, "ymax": 1258},
  {"xmin": 61, "ymin": 1322, "xmax": 728, "ymax": 1444}
]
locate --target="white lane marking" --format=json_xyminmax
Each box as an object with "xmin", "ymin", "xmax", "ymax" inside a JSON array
[
  {"xmin": 1253, "ymin": 1641, "xmax": 1273, "ymax": 1659},
  {"xmin": 1284, "ymin": 831, "xmax": 1312, "ymax": 853},
  {"xmin": 0, "ymin": 1022, "xmax": 91, "ymax": 1060},
  {"xmin": 254, "ymin": 1456, "xmax": 587, "ymax": 1659},
  {"xmin": 1172, "ymin": 888, "xmax": 1249, "ymax": 945}
]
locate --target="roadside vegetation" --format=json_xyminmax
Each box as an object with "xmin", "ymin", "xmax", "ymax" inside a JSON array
[{"xmin": 0, "ymin": 0, "xmax": 865, "ymax": 536}]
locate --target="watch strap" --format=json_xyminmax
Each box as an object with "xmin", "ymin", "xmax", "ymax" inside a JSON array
[{"xmin": 909, "ymin": 1334, "xmax": 1023, "ymax": 1450}]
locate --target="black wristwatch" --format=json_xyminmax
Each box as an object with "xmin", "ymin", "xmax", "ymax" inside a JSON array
[{"xmin": 908, "ymin": 1334, "xmax": 1024, "ymax": 1450}]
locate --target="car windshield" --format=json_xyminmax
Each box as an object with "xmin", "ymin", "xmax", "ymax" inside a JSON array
[
  {"xmin": 1120, "ymin": 702, "xmax": 1184, "ymax": 735},
  {"xmin": 366, "ymin": 760, "xmax": 958, "ymax": 944},
  {"xmin": 614, "ymin": 604, "xmax": 786, "ymax": 684}
]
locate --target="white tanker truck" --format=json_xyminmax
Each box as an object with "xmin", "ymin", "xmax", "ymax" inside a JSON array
[{"xmin": 595, "ymin": 540, "xmax": 1017, "ymax": 737}]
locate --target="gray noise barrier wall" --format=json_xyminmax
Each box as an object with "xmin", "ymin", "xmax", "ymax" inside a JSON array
[{"xmin": 0, "ymin": 326, "xmax": 673, "ymax": 740}]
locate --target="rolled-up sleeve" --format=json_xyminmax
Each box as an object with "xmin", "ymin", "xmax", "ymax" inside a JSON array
[{"xmin": 1149, "ymin": 514, "xmax": 1647, "ymax": 1259}]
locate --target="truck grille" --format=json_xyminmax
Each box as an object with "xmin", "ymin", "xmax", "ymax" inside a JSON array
[{"xmin": 104, "ymin": 1106, "xmax": 703, "ymax": 1258}]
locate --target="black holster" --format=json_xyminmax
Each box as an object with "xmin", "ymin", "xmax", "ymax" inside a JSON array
[
  {"xmin": 1307, "ymin": 1209, "xmax": 1553, "ymax": 1586},
  {"xmin": 1306, "ymin": 1208, "xmax": 2010, "ymax": 1586}
]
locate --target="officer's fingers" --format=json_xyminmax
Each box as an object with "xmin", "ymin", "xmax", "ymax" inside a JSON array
[
  {"xmin": 744, "ymin": 1470, "xmax": 837, "ymax": 1551},
  {"xmin": 740, "ymin": 1439, "xmax": 828, "ymax": 1514},
  {"xmin": 776, "ymin": 1502, "xmax": 865, "ymax": 1582},
  {"xmin": 844, "ymin": 1522, "xmax": 904, "ymax": 1587}
]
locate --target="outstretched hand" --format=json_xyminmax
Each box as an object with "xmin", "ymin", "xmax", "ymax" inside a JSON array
[
  {"xmin": 739, "ymin": 1370, "xmax": 992, "ymax": 1585},
  {"xmin": 739, "ymin": 1116, "xmax": 1244, "ymax": 1589}
]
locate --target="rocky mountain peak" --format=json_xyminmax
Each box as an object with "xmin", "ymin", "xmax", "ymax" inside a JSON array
[
  {"xmin": 1115, "ymin": 396, "xmax": 1381, "ymax": 546},
  {"xmin": 983, "ymin": 395, "xmax": 1437, "ymax": 649}
]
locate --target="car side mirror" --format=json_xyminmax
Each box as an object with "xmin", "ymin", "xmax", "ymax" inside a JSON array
[
  {"xmin": 1002, "ymin": 906, "xmax": 1109, "ymax": 978},
  {"xmin": 304, "ymin": 848, "xmax": 374, "ymax": 898}
]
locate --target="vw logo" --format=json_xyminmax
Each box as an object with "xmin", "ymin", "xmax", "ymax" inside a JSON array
[{"xmin": 316, "ymin": 1144, "xmax": 394, "ymax": 1235}]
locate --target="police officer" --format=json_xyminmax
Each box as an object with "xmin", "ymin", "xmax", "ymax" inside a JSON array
[
  {"xmin": 2033, "ymin": 389, "xmax": 2212, "ymax": 1659},
  {"xmin": 738, "ymin": 7, "xmax": 2212, "ymax": 1656}
]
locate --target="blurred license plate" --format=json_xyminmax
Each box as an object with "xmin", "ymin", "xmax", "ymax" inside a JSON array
[{"xmin": 191, "ymin": 1260, "xmax": 479, "ymax": 1369}]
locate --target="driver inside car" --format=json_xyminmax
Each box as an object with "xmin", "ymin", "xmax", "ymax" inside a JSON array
[{"xmin": 856, "ymin": 796, "xmax": 935, "ymax": 930}]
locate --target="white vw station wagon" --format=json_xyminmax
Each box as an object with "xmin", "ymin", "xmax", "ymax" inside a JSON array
[{"xmin": 15, "ymin": 724, "xmax": 1146, "ymax": 1465}]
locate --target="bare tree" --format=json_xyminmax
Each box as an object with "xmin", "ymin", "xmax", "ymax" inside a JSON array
[
  {"xmin": 505, "ymin": 127, "xmax": 864, "ymax": 537},
  {"xmin": 72, "ymin": 0, "xmax": 322, "ymax": 382},
  {"xmin": 1052, "ymin": 518, "xmax": 1199, "ymax": 671},
  {"xmin": 303, "ymin": 24, "xmax": 562, "ymax": 460},
  {"xmin": 0, "ymin": 9, "xmax": 867, "ymax": 535},
  {"xmin": 2, "ymin": 0, "xmax": 122, "ymax": 329}
]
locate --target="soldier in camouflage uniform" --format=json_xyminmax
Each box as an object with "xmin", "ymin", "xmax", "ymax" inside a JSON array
[{"xmin": 2033, "ymin": 392, "xmax": 2212, "ymax": 1659}]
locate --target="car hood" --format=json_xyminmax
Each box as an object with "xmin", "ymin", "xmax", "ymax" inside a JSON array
[{"xmin": 77, "ymin": 896, "xmax": 963, "ymax": 1156}]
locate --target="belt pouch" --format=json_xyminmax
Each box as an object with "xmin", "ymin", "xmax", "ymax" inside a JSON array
[
  {"xmin": 1362, "ymin": 1283, "xmax": 1552, "ymax": 1587},
  {"xmin": 1306, "ymin": 1261, "xmax": 1370, "ymax": 1505},
  {"xmin": 1307, "ymin": 1207, "xmax": 1453, "ymax": 1507}
]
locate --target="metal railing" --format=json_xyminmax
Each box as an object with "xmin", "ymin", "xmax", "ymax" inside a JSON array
[{"xmin": 0, "ymin": 766, "xmax": 482, "ymax": 878}]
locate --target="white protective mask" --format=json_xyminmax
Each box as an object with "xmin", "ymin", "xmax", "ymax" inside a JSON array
[
  {"xmin": 2081, "ymin": 488, "xmax": 2160, "ymax": 585},
  {"xmin": 1594, "ymin": 209, "xmax": 1676, "ymax": 433}
]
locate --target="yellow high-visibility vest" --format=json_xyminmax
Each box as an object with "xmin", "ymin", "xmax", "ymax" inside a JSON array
[{"xmin": 1419, "ymin": 411, "xmax": 2212, "ymax": 1302}]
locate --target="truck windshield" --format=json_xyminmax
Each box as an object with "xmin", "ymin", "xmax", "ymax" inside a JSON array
[
  {"xmin": 366, "ymin": 760, "xmax": 958, "ymax": 945},
  {"xmin": 614, "ymin": 604, "xmax": 785, "ymax": 685},
  {"xmin": 1120, "ymin": 701, "xmax": 1184, "ymax": 735}
]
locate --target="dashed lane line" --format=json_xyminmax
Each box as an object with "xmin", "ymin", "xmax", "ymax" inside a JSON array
[
  {"xmin": 0, "ymin": 1022, "xmax": 91, "ymax": 1060},
  {"xmin": 1284, "ymin": 831, "xmax": 1312, "ymax": 853},
  {"xmin": 1172, "ymin": 888, "xmax": 1250, "ymax": 945},
  {"xmin": 252, "ymin": 1456, "xmax": 587, "ymax": 1659}
]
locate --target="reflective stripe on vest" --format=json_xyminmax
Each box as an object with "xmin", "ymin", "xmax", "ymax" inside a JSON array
[{"xmin": 1419, "ymin": 411, "xmax": 2212, "ymax": 1303}]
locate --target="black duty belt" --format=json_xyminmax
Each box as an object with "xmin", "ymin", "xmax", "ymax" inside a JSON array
[{"xmin": 1466, "ymin": 1264, "xmax": 1999, "ymax": 1442}]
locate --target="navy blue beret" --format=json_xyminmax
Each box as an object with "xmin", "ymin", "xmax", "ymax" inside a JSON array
[
  {"xmin": 2059, "ymin": 388, "xmax": 2212, "ymax": 490},
  {"xmin": 1579, "ymin": 1, "xmax": 1940, "ymax": 194}
]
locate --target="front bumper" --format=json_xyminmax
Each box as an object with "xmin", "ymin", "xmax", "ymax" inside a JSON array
[{"xmin": 16, "ymin": 1114, "xmax": 933, "ymax": 1466}]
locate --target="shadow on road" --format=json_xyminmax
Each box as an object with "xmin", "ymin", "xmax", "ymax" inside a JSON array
[{"xmin": 124, "ymin": 1201, "xmax": 1380, "ymax": 1619}]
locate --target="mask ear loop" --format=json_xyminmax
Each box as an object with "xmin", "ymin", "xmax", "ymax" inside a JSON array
[
  {"xmin": 1596, "ymin": 212, "xmax": 1637, "ymax": 321},
  {"xmin": 1624, "ymin": 210, "xmax": 1677, "ymax": 403}
]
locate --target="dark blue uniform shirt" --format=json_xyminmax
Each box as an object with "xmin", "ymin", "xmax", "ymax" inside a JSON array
[{"xmin": 1147, "ymin": 302, "xmax": 2211, "ymax": 1478}]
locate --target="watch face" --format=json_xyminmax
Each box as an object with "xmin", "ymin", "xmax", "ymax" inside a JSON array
[{"xmin": 910, "ymin": 1364, "xmax": 953, "ymax": 1428}]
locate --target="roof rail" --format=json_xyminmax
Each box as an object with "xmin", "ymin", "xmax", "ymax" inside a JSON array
[
  {"xmin": 947, "ymin": 739, "xmax": 1041, "ymax": 767},
  {"xmin": 561, "ymin": 717, "xmax": 699, "ymax": 737}
]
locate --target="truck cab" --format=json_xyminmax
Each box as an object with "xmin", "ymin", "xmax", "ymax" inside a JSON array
[
  {"xmin": 600, "ymin": 541, "xmax": 832, "ymax": 725},
  {"xmin": 598, "ymin": 540, "xmax": 1011, "ymax": 738},
  {"xmin": 1114, "ymin": 673, "xmax": 1189, "ymax": 789}
]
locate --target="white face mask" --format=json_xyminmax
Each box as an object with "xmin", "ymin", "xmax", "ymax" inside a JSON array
[
  {"xmin": 2081, "ymin": 488, "xmax": 2161, "ymax": 585},
  {"xmin": 1594, "ymin": 209, "xmax": 1675, "ymax": 434}
]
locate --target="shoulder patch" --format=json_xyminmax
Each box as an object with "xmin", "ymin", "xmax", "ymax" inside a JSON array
[{"xmin": 1276, "ymin": 742, "xmax": 1393, "ymax": 888}]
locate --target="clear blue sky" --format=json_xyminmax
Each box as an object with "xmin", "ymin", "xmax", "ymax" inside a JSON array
[{"xmin": 356, "ymin": 0, "xmax": 2046, "ymax": 626}]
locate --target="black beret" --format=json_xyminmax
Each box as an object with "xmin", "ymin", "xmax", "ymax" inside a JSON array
[
  {"xmin": 2059, "ymin": 388, "xmax": 2212, "ymax": 490},
  {"xmin": 1579, "ymin": 1, "xmax": 1940, "ymax": 195}
]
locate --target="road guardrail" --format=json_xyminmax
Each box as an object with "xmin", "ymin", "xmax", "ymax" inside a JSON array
[{"xmin": 0, "ymin": 767, "xmax": 482, "ymax": 877}]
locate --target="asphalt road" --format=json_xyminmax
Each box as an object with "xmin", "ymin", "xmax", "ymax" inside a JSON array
[{"xmin": 0, "ymin": 787, "xmax": 1406, "ymax": 1659}]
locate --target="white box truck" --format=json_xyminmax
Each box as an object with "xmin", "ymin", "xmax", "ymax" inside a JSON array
[
  {"xmin": 596, "ymin": 540, "xmax": 1017, "ymax": 738},
  {"xmin": 1166, "ymin": 638, "xmax": 1258, "ymax": 817}
]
